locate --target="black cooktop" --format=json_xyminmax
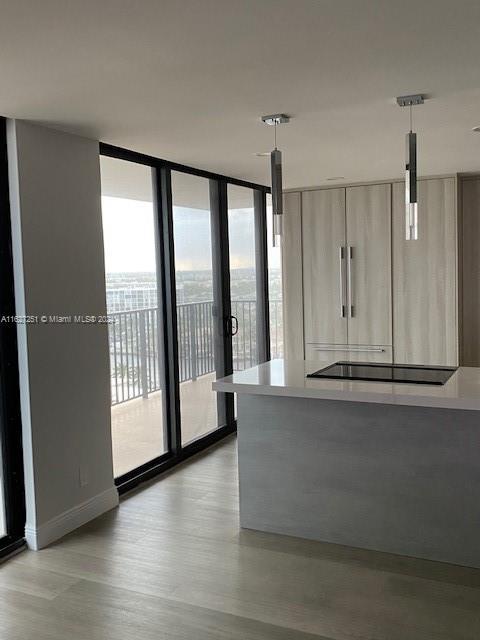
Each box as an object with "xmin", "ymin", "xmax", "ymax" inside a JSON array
[{"xmin": 307, "ymin": 362, "xmax": 457, "ymax": 385}]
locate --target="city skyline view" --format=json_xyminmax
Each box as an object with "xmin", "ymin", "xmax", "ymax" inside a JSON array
[{"xmin": 102, "ymin": 193, "xmax": 284, "ymax": 376}]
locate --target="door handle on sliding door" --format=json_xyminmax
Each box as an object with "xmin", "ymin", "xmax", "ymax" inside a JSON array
[
  {"xmin": 225, "ymin": 315, "xmax": 239, "ymax": 337},
  {"xmin": 338, "ymin": 247, "xmax": 346, "ymax": 318},
  {"xmin": 230, "ymin": 315, "xmax": 238, "ymax": 337},
  {"xmin": 347, "ymin": 246, "xmax": 354, "ymax": 317}
]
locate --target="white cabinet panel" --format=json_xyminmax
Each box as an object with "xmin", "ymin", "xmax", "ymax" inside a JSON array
[
  {"xmin": 392, "ymin": 178, "xmax": 458, "ymax": 366},
  {"xmin": 346, "ymin": 184, "xmax": 392, "ymax": 346},
  {"xmin": 302, "ymin": 188, "xmax": 347, "ymax": 344}
]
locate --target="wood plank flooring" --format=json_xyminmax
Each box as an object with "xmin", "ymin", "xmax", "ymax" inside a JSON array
[{"xmin": 2, "ymin": 436, "xmax": 480, "ymax": 639}]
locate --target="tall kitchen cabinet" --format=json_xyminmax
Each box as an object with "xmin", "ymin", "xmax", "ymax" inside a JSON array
[
  {"xmin": 282, "ymin": 175, "xmax": 460, "ymax": 367},
  {"xmin": 302, "ymin": 184, "xmax": 392, "ymax": 362},
  {"xmin": 392, "ymin": 178, "xmax": 458, "ymax": 366}
]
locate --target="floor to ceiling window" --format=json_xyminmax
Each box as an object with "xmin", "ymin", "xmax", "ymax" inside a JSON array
[
  {"xmin": 266, "ymin": 194, "xmax": 284, "ymax": 358},
  {"xmin": 172, "ymin": 172, "xmax": 226, "ymax": 445},
  {"xmin": 100, "ymin": 145, "xmax": 270, "ymax": 490},
  {"xmin": 0, "ymin": 311, "xmax": 24, "ymax": 557},
  {"xmin": 227, "ymin": 185, "xmax": 260, "ymax": 371},
  {"xmin": 100, "ymin": 156, "xmax": 168, "ymax": 480},
  {"xmin": 0, "ymin": 444, "xmax": 6, "ymax": 539},
  {"xmin": 0, "ymin": 117, "xmax": 25, "ymax": 556}
]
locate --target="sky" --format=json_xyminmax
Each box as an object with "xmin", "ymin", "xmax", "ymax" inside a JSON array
[
  {"xmin": 101, "ymin": 196, "xmax": 281, "ymax": 274},
  {"xmin": 102, "ymin": 196, "xmax": 156, "ymax": 273}
]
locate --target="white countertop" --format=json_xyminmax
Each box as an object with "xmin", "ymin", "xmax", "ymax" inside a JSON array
[{"xmin": 212, "ymin": 359, "xmax": 480, "ymax": 411}]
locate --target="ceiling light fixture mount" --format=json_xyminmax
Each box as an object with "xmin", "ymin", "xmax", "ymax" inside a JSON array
[
  {"xmin": 261, "ymin": 113, "xmax": 291, "ymax": 246},
  {"xmin": 397, "ymin": 93, "xmax": 425, "ymax": 240},
  {"xmin": 396, "ymin": 94, "xmax": 425, "ymax": 107},
  {"xmin": 261, "ymin": 114, "xmax": 290, "ymax": 126}
]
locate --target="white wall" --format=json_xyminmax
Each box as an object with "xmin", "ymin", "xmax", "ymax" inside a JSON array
[{"xmin": 7, "ymin": 120, "xmax": 118, "ymax": 549}]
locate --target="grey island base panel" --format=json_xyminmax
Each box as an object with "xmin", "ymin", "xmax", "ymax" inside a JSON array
[{"xmin": 237, "ymin": 394, "xmax": 480, "ymax": 569}]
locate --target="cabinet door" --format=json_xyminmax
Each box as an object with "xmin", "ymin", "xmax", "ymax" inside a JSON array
[
  {"xmin": 392, "ymin": 178, "xmax": 458, "ymax": 366},
  {"xmin": 302, "ymin": 188, "xmax": 347, "ymax": 344},
  {"xmin": 346, "ymin": 184, "xmax": 392, "ymax": 347},
  {"xmin": 281, "ymin": 192, "xmax": 304, "ymax": 359}
]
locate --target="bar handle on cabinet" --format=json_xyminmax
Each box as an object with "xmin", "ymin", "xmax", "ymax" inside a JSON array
[
  {"xmin": 347, "ymin": 245, "xmax": 354, "ymax": 317},
  {"xmin": 338, "ymin": 246, "xmax": 346, "ymax": 318},
  {"xmin": 312, "ymin": 346, "xmax": 385, "ymax": 353}
]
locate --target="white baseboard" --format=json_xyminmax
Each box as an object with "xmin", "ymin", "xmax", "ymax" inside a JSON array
[{"xmin": 25, "ymin": 486, "xmax": 119, "ymax": 550}]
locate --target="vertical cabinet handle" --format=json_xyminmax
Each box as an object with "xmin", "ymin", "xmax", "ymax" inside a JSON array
[
  {"xmin": 338, "ymin": 247, "xmax": 346, "ymax": 318},
  {"xmin": 347, "ymin": 246, "xmax": 354, "ymax": 317}
]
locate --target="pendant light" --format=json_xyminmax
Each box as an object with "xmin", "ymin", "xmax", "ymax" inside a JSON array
[
  {"xmin": 261, "ymin": 113, "xmax": 290, "ymax": 246},
  {"xmin": 397, "ymin": 94, "xmax": 424, "ymax": 240}
]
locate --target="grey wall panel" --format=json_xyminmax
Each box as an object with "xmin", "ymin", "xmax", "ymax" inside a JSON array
[{"xmin": 8, "ymin": 121, "xmax": 117, "ymax": 545}]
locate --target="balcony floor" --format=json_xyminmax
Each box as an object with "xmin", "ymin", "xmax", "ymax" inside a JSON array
[{"xmin": 111, "ymin": 372, "xmax": 217, "ymax": 477}]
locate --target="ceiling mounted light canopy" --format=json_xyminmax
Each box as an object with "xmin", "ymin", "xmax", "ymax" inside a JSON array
[
  {"xmin": 397, "ymin": 94, "xmax": 424, "ymax": 240},
  {"xmin": 261, "ymin": 113, "xmax": 290, "ymax": 246}
]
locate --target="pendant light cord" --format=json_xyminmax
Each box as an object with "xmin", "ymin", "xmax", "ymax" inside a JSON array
[
  {"xmin": 410, "ymin": 104, "xmax": 413, "ymax": 133},
  {"xmin": 274, "ymin": 121, "xmax": 277, "ymax": 150}
]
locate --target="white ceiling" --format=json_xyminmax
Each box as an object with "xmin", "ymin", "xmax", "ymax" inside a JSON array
[
  {"xmin": 100, "ymin": 155, "xmax": 256, "ymax": 208},
  {"xmin": 2, "ymin": 0, "xmax": 480, "ymax": 189}
]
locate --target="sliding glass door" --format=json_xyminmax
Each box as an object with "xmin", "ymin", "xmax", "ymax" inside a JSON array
[
  {"xmin": 100, "ymin": 145, "xmax": 270, "ymax": 489},
  {"xmin": 100, "ymin": 156, "xmax": 168, "ymax": 479},
  {"xmin": 227, "ymin": 185, "xmax": 258, "ymax": 371},
  {"xmin": 172, "ymin": 172, "xmax": 227, "ymax": 445},
  {"xmin": 227, "ymin": 185, "xmax": 270, "ymax": 371}
]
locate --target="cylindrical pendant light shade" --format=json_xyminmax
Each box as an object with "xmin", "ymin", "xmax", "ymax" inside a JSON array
[
  {"xmin": 405, "ymin": 131, "xmax": 418, "ymax": 240},
  {"xmin": 406, "ymin": 202, "xmax": 418, "ymax": 241},
  {"xmin": 272, "ymin": 211, "xmax": 283, "ymax": 247},
  {"xmin": 271, "ymin": 148, "xmax": 283, "ymax": 245},
  {"xmin": 261, "ymin": 114, "xmax": 290, "ymax": 247}
]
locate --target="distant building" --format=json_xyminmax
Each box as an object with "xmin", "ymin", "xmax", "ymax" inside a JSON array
[
  {"xmin": 105, "ymin": 272, "xmax": 158, "ymax": 312},
  {"xmin": 106, "ymin": 287, "xmax": 157, "ymax": 313}
]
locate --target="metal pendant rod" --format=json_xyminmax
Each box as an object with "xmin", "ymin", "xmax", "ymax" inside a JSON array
[
  {"xmin": 397, "ymin": 94, "xmax": 424, "ymax": 241},
  {"xmin": 261, "ymin": 113, "xmax": 290, "ymax": 246}
]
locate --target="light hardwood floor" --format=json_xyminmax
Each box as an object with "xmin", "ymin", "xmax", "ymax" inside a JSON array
[{"xmin": 2, "ymin": 436, "xmax": 480, "ymax": 639}]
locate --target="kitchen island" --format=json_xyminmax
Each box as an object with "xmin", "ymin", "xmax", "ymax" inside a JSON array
[{"xmin": 213, "ymin": 359, "xmax": 480, "ymax": 568}]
